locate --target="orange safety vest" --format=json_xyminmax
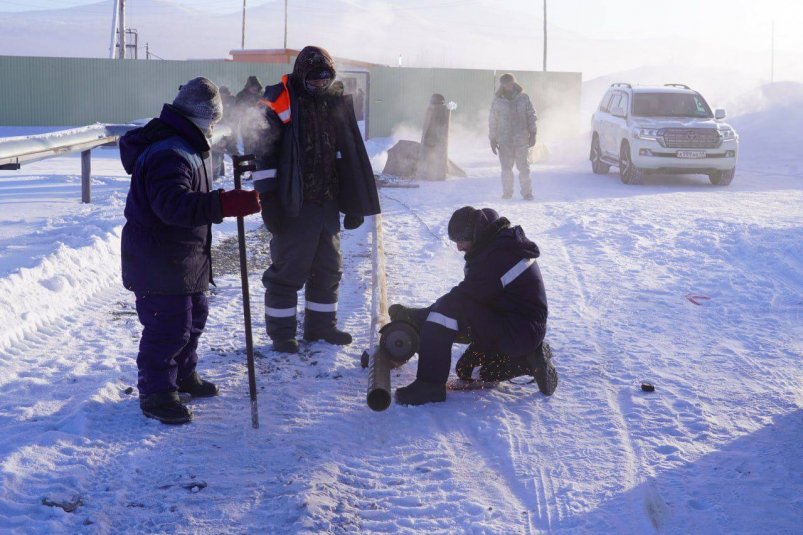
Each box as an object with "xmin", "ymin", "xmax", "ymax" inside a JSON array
[{"xmin": 260, "ymin": 74, "xmax": 292, "ymax": 124}]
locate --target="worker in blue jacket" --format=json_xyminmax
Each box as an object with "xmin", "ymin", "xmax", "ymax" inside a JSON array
[
  {"xmin": 120, "ymin": 77, "xmax": 261, "ymax": 424},
  {"xmin": 391, "ymin": 206, "xmax": 557, "ymax": 405}
]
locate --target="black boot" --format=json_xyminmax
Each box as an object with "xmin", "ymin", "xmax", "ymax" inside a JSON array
[
  {"xmin": 395, "ymin": 379, "xmax": 446, "ymax": 406},
  {"xmin": 455, "ymin": 344, "xmax": 489, "ymax": 380},
  {"xmin": 140, "ymin": 391, "xmax": 192, "ymax": 425},
  {"xmin": 304, "ymin": 327, "xmax": 352, "ymax": 345},
  {"xmin": 273, "ymin": 338, "xmax": 300, "ymax": 353},
  {"xmin": 481, "ymin": 354, "xmax": 542, "ymax": 382},
  {"xmin": 177, "ymin": 371, "xmax": 219, "ymax": 398},
  {"xmin": 526, "ymin": 342, "xmax": 558, "ymax": 396}
]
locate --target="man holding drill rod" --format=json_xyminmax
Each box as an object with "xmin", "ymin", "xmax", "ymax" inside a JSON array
[
  {"xmin": 391, "ymin": 206, "xmax": 558, "ymax": 406},
  {"xmin": 120, "ymin": 78, "xmax": 262, "ymax": 424},
  {"xmin": 251, "ymin": 46, "xmax": 380, "ymax": 354}
]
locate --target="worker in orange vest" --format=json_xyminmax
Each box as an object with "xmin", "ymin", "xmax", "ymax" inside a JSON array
[{"xmin": 251, "ymin": 46, "xmax": 380, "ymax": 354}]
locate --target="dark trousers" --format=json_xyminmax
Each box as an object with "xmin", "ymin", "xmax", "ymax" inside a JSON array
[
  {"xmin": 262, "ymin": 200, "xmax": 342, "ymax": 340},
  {"xmin": 135, "ymin": 292, "xmax": 209, "ymax": 396},
  {"xmin": 415, "ymin": 292, "xmax": 545, "ymax": 384}
]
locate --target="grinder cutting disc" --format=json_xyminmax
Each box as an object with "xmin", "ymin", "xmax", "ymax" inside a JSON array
[{"xmin": 379, "ymin": 321, "xmax": 420, "ymax": 365}]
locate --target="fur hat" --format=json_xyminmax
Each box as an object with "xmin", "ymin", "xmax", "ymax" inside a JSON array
[
  {"xmin": 499, "ymin": 73, "xmax": 516, "ymax": 84},
  {"xmin": 172, "ymin": 77, "xmax": 223, "ymax": 134}
]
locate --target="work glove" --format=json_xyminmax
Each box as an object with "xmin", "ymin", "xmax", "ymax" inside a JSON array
[
  {"xmin": 528, "ymin": 132, "xmax": 536, "ymax": 148},
  {"xmin": 343, "ymin": 214, "xmax": 364, "ymax": 230},
  {"xmin": 219, "ymin": 189, "xmax": 261, "ymax": 218},
  {"xmin": 489, "ymin": 138, "xmax": 498, "ymax": 155}
]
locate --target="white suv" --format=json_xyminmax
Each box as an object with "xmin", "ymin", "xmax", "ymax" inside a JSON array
[{"xmin": 590, "ymin": 83, "xmax": 739, "ymax": 185}]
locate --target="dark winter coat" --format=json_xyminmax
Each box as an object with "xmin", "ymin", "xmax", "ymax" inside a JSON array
[
  {"xmin": 253, "ymin": 47, "xmax": 380, "ymax": 225},
  {"xmin": 235, "ymin": 76, "xmax": 264, "ymax": 109},
  {"xmin": 447, "ymin": 209, "xmax": 548, "ymax": 345},
  {"xmin": 120, "ymin": 104, "xmax": 223, "ymax": 295},
  {"xmin": 489, "ymin": 83, "xmax": 537, "ymax": 147},
  {"xmin": 235, "ymin": 76, "xmax": 265, "ymax": 151}
]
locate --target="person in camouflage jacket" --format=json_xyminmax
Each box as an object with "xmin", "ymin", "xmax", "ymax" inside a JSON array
[{"xmin": 488, "ymin": 73, "xmax": 537, "ymax": 200}]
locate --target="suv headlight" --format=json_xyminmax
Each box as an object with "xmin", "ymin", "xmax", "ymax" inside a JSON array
[
  {"xmin": 634, "ymin": 128, "xmax": 662, "ymax": 140},
  {"xmin": 719, "ymin": 127, "xmax": 737, "ymax": 141}
]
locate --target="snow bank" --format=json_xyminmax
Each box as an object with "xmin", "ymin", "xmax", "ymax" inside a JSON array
[
  {"xmin": 0, "ymin": 228, "xmax": 121, "ymax": 354},
  {"xmin": 729, "ymin": 82, "xmax": 803, "ymax": 176}
]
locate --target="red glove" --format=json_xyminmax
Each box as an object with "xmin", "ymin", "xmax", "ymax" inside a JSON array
[{"xmin": 219, "ymin": 189, "xmax": 261, "ymax": 218}]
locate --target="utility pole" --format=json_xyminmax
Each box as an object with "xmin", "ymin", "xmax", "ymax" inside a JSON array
[
  {"xmin": 146, "ymin": 42, "xmax": 150, "ymax": 60},
  {"xmin": 284, "ymin": 0, "xmax": 288, "ymax": 49},
  {"xmin": 118, "ymin": 0, "xmax": 126, "ymax": 59},
  {"xmin": 109, "ymin": 0, "xmax": 119, "ymax": 59},
  {"xmin": 543, "ymin": 0, "xmax": 547, "ymax": 71},
  {"xmin": 771, "ymin": 20, "xmax": 775, "ymax": 83},
  {"xmin": 241, "ymin": 0, "xmax": 247, "ymax": 49}
]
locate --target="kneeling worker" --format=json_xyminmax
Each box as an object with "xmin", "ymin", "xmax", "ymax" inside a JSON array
[{"xmin": 391, "ymin": 206, "xmax": 557, "ymax": 405}]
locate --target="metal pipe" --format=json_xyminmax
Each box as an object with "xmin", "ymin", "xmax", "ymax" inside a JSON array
[
  {"xmin": 367, "ymin": 347, "xmax": 392, "ymax": 411},
  {"xmin": 0, "ymin": 125, "xmax": 119, "ymax": 167},
  {"xmin": 0, "ymin": 124, "xmax": 232, "ymax": 168},
  {"xmin": 366, "ymin": 213, "xmax": 392, "ymax": 410},
  {"xmin": 0, "ymin": 123, "xmax": 234, "ymax": 206}
]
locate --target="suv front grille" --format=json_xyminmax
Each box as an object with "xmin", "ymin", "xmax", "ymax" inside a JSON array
[{"xmin": 661, "ymin": 128, "xmax": 721, "ymax": 149}]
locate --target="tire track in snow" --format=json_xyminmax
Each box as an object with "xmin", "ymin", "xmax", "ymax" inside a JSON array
[
  {"xmin": 0, "ymin": 223, "xmax": 381, "ymax": 532},
  {"xmin": 545, "ymin": 230, "xmax": 659, "ymax": 532}
]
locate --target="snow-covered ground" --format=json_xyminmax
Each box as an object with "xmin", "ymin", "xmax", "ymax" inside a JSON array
[{"xmin": 0, "ymin": 86, "xmax": 801, "ymax": 533}]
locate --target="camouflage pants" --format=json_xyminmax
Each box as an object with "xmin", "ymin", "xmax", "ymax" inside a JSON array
[{"xmin": 498, "ymin": 144, "xmax": 531, "ymax": 197}]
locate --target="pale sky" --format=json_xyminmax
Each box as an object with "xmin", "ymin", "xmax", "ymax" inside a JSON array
[
  {"xmin": 1, "ymin": 0, "xmax": 801, "ymax": 81},
  {"xmin": 1, "ymin": 0, "xmax": 799, "ymax": 45}
]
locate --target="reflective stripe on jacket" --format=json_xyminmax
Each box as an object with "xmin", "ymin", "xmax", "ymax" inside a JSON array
[{"xmin": 261, "ymin": 75, "xmax": 292, "ymax": 124}]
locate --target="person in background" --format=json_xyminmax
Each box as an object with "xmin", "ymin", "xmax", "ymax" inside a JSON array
[
  {"xmin": 390, "ymin": 206, "xmax": 557, "ymax": 406},
  {"xmin": 251, "ymin": 46, "xmax": 380, "ymax": 354},
  {"xmin": 354, "ymin": 88, "xmax": 365, "ymax": 121},
  {"xmin": 212, "ymin": 85, "xmax": 237, "ymax": 176},
  {"xmin": 235, "ymin": 75, "xmax": 264, "ymax": 156},
  {"xmin": 416, "ymin": 93, "xmax": 450, "ymax": 181},
  {"xmin": 120, "ymin": 77, "xmax": 262, "ymax": 424},
  {"xmin": 489, "ymin": 73, "xmax": 537, "ymax": 200}
]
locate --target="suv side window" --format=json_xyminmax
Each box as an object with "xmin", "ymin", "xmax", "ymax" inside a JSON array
[
  {"xmin": 607, "ymin": 93, "xmax": 621, "ymax": 113},
  {"xmin": 599, "ymin": 91, "xmax": 613, "ymax": 112},
  {"xmin": 618, "ymin": 93, "xmax": 630, "ymax": 116}
]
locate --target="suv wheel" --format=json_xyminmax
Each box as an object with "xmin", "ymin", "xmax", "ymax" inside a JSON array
[
  {"xmin": 619, "ymin": 142, "xmax": 644, "ymax": 185},
  {"xmin": 708, "ymin": 168, "xmax": 735, "ymax": 186},
  {"xmin": 590, "ymin": 135, "xmax": 610, "ymax": 175}
]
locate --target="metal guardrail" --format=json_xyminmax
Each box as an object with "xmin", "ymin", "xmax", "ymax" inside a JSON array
[{"xmin": 0, "ymin": 123, "xmax": 232, "ymax": 203}]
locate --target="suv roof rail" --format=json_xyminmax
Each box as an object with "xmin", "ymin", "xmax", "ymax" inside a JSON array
[
  {"xmin": 665, "ymin": 83, "xmax": 691, "ymax": 89},
  {"xmin": 610, "ymin": 82, "xmax": 632, "ymax": 88}
]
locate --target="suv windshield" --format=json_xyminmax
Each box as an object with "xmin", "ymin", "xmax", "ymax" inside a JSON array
[{"xmin": 632, "ymin": 93, "xmax": 713, "ymax": 118}]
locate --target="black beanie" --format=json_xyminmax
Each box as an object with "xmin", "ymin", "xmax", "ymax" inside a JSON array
[
  {"xmin": 448, "ymin": 206, "xmax": 479, "ymax": 242},
  {"xmin": 499, "ymin": 73, "xmax": 516, "ymax": 84}
]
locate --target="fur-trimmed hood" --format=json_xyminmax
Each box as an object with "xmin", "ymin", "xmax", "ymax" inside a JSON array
[{"xmin": 495, "ymin": 82, "xmax": 524, "ymax": 99}]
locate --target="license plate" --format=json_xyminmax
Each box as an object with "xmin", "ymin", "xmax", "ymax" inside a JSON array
[{"xmin": 677, "ymin": 150, "xmax": 706, "ymax": 159}]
